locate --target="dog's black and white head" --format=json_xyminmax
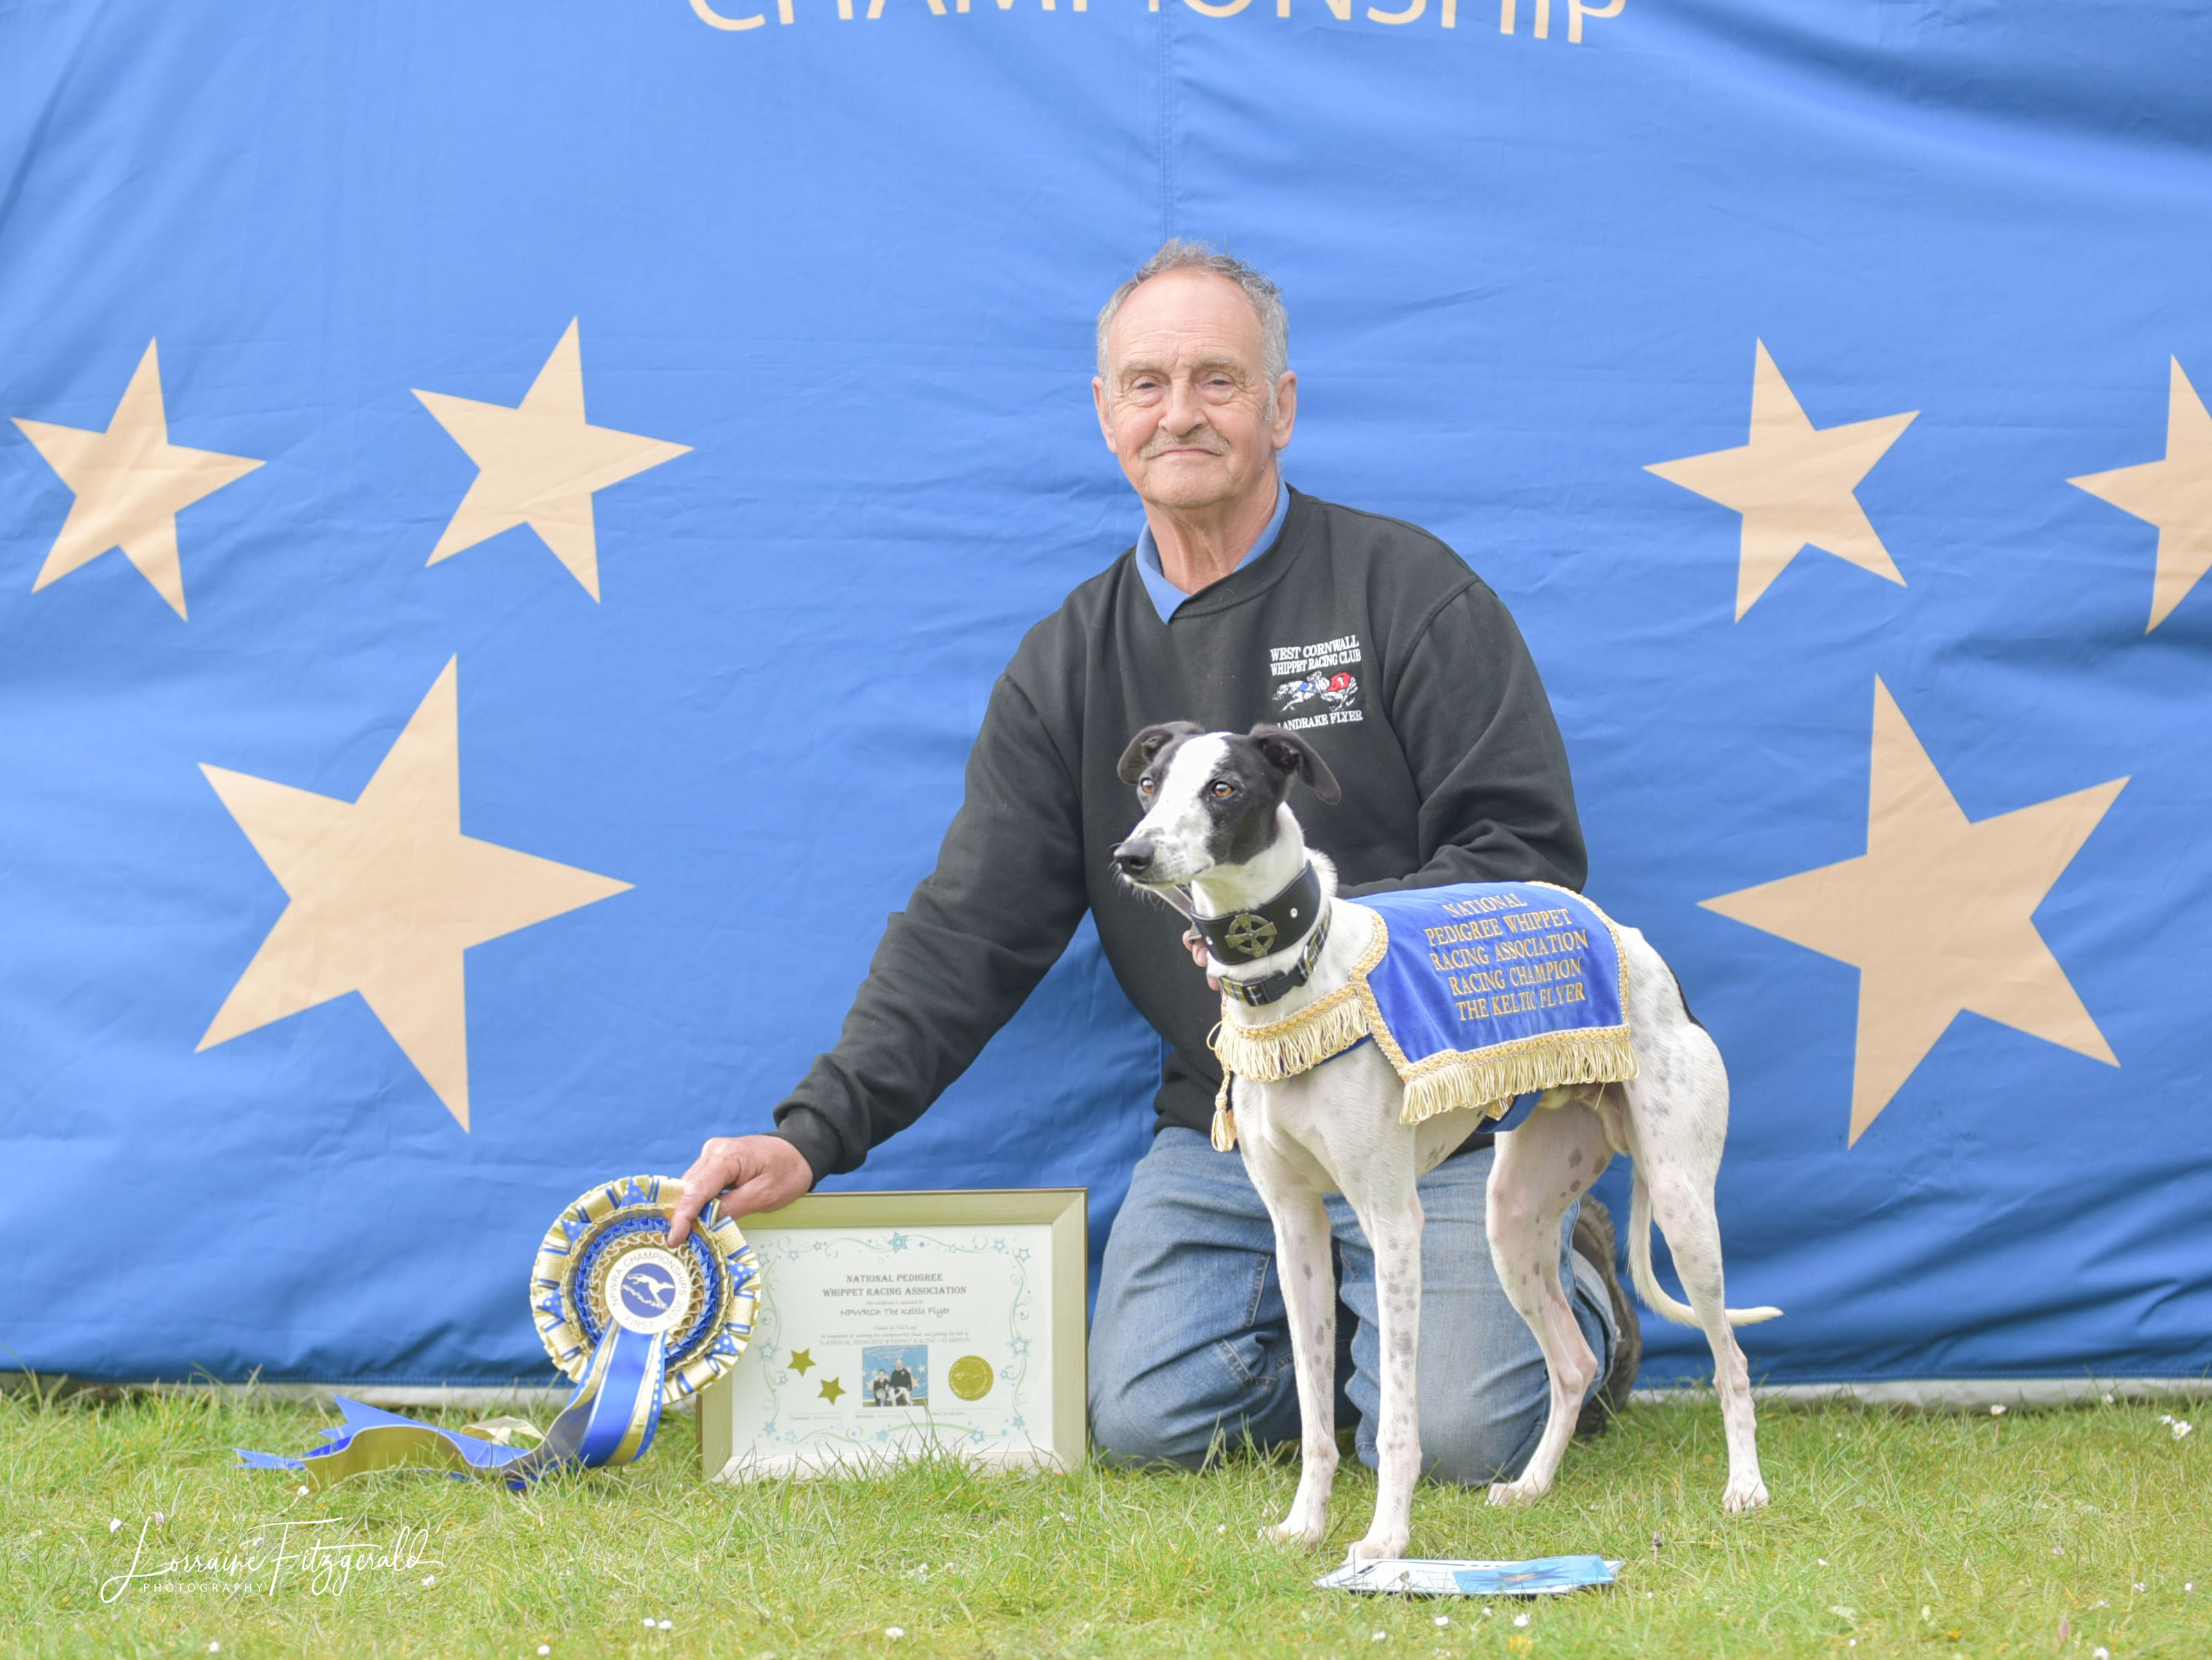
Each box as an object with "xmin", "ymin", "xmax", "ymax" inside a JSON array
[{"xmin": 1109, "ymin": 722, "xmax": 1340, "ymax": 888}]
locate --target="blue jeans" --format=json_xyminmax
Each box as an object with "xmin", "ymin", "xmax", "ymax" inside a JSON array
[{"xmin": 1089, "ymin": 1127, "xmax": 1614, "ymax": 1485}]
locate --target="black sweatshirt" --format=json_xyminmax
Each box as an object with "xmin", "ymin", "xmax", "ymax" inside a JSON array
[{"xmin": 771, "ymin": 488, "xmax": 1586, "ymax": 1181}]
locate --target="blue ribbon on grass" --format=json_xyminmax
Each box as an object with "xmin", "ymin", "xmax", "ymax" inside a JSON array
[{"xmin": 236, "ymin": 1321, "xmax": 669, "ymax": 1490}]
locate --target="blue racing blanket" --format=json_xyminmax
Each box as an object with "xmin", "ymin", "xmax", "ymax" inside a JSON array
[{"xmin": 1214, "ymin": 882, "xmax": 1638, "ymax": 1127}]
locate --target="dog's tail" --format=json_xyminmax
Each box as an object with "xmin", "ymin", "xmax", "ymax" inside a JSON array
[{"xmin": 1628, "ymin": 1173, "xmax": 1783, "ymax": 1328}]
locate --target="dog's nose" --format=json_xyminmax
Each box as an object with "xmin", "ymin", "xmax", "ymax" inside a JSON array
[{"xmin": 1111, "ymin": 838, "xmax": 1155, "ymax": 876}]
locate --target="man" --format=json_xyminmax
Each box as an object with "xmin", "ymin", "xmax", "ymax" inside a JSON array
[{"xmin": 670, "ymin": 241, "xmax": 1635, "ymax": 1482}]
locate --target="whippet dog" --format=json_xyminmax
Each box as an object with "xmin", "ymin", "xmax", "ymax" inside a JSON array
[{"xmin": 1110, "ymin": 721, "xmax": 1776, "ymax": 1564}]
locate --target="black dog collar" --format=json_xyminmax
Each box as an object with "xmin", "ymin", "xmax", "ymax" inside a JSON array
[
  {"xmin": 1218, "ymin": 907, "xmax": 1332, "ymax": 1007},
  {"xmin": 1194, "ymin": 863, "xmax": 1329, "ymax": 1007},
  {"xmin": 1193, "ymin": 862, "xmax": 1324, "ymax": 964}
]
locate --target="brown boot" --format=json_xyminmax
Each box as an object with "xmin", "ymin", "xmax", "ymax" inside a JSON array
[{"xmin": 1572, "ymin": 1199, "xmax": 1640, "ymax": 1440}]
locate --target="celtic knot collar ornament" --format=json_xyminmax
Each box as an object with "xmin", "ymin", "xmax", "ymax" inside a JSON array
[
  {"xmin": 1224, "ymin": 912, "xmax": 1278, "ymax": 957},
  {"xmin": 1218, "ymin": 903, "xmax": 1334, "ymax": 1008}
]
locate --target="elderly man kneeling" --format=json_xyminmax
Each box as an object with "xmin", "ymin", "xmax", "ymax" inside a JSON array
[{"xmin": 671, "ymin": 240, "xmax": 1635, "ymax": 1483}]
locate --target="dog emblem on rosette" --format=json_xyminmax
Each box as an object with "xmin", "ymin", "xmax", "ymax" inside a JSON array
[{"xmin": 1224, "ymin": 912, "xmax": 1278, "ymax": 957}]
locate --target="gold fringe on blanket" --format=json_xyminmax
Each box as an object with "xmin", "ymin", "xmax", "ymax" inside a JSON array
[
  {"xmin": 1394, "ymin": 1030, "xmax": 1640, "ymax": 1128},
  {"xmin": 1210, "ymin": 986, "xmax": 1373, "ymax": 1084}
]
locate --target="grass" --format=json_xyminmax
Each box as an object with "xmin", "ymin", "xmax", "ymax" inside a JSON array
[{"xmin": 4, "ymin": 1385, "xmax": 2208, "ymax": 1659}]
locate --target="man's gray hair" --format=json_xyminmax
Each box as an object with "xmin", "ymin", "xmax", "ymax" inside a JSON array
[{"xmin": 1094, "ymin": 240, "xmax": 1290, "ymax": 385}]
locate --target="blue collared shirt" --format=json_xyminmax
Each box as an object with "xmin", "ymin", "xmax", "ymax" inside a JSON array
[{"xmin": 1132, "ymin": 479, "xmax": 1291, "ymax": 623}]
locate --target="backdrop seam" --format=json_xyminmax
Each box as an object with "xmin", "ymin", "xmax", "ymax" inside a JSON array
[{"xmin": 1157, "ymin": 8, "xmax": 1176, "ymax": 239}]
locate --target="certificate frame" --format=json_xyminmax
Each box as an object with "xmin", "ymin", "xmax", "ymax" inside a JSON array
[{"xmin": 696, "ymin": 1187, "xmax": 1087, "ymax": 1480}]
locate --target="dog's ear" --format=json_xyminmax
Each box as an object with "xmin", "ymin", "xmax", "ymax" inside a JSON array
[
  {"xmin": 1117, "ymin": 721, "xmax": 1203, "ymax": 785},
  {"xmin": 1248, "ymin": 724, "xmax": 1341, "ymax": 805}
]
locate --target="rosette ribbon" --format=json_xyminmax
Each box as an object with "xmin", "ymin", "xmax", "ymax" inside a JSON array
[{"xmin": 237, "ymin": 1174, "xmax": 757, "ymax": 1489}]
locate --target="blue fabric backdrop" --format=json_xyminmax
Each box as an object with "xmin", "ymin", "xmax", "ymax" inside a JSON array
[{"xmin": 3, "ymin": 0, "xmax": 2209, "ymax": 1388}]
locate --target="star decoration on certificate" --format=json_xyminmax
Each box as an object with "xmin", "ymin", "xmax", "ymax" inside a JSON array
[
  {"xmin": 818, "ymin": 1377, "xmax": 845, "ymax": 1405},
  {"xmin": 787, "ymin": 1350, "xmax": 815, "ymax": 1375},
  {"xmin": 11, "ymin": 339, "xmax": 262, "ymax": 619},
  {"xmin": 1702, "ymin": 679, "xmax": 2124, "ymax": 1143},
  {"xmin": 198, "ymin": 657, "xmax": 631, "ymax": 1128},
  {"xmin": 1648, "ymin": 341, "xmax": 1918, "ymax": 619},
  {"xmin": 414, "ymin": 319, "xmax": 690, "ymax": 600},
  {"xmin": 2069, "ymin": 356, "xmax": 2212, "ymax": 633}
]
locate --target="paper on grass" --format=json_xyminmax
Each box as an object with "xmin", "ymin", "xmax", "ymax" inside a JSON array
[{"xmin": 1316, "ymin": 1555, "xmax": 1620, "ymax": 1596}]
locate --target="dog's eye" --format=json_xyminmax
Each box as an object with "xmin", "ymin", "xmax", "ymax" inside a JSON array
[
  {"xmin": 1139, "ymin": 779, "xmax": 1155, "ymax": 795},
  {"xmin": 1209, "ymin": 779, "xmax": 1234, "ymax": 799}
]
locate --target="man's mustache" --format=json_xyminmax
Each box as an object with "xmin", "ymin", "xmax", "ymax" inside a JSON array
[{"xmin": 1141, "ymin": 429, "xmax": 1227, "ymax": 459}]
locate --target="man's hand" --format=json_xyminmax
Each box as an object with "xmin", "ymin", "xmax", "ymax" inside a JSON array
[
  {"xmin": 1184, "ymin": 927, "xmax": 1220, "ymax": 990},
  {"xmin": 667, "ymin": 1134, "xmax": 813, "ymax": 1244}
]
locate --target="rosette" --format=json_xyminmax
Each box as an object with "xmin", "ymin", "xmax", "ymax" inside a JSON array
[
  {"xmin": 237, "ymin": 1174, "xmax": 758, "ymax": 1488},
  {"xmin": 530, "ymin": 1172, "xmax": 758, "ymax": 1406}
]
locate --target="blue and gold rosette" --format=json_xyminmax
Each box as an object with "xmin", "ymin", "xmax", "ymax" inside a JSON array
[
  {"xmin": 238, "ymin": 1174, "xmax": 759, "ymax": 1488},
  {"xmin": 526, "ymin": 1172, "xmax": 761, "ymax": 1458}
]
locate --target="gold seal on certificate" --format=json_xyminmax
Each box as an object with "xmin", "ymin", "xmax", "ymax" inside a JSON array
[
  {"xmin": 696, "ymin": 1190, "xmax": 1085, "ymax": 1480},
  {"xmin": 947, "ymin": 1355, "xmax": 994, "ymax": 1400}
]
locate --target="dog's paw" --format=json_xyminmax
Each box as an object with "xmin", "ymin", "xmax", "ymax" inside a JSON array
[
  {"xmin": 1266, "ymin": 1517, "xmax": 1326, "ymax": 1551},
  {"xmin": 1721, "ymin": 1476, "xmax": 1769, "ymax": 1512},
  {"xmin": 1486, "ymin": 1477, "xmax": 1550, "ymax": 1508},
  {"xmin": 1344, "ymin": 1530, "xmax": 1409, "ymax": 1566}
]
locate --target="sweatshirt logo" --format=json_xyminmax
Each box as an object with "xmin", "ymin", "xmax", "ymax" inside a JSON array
[{"xmin": 1268, "ymin": 635, "xmax": 1366, "ymax": 730}]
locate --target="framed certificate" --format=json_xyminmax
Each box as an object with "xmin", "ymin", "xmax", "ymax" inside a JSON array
[{"xmin": 696, "ymin": 1188, "xmax": 1087, "ymax": 1479}]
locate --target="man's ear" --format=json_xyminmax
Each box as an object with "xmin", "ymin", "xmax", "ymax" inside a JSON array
[
  {"xmin": 1117, "ymin": 721, "xmax": 1203, "ymax": 785},
  {"xmin": 1248, "ymin": 723, "xmax": 1341, "ymax": 805}
]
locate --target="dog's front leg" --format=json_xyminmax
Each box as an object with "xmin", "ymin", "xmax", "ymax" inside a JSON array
[
  {"xmin": 1343, "ymin": 1190, "xmax": 1422, "ymax": 1564},
  {"xmin": 1242, "ymin": 1134, "xmax": 1338, "ymax": 1551}
]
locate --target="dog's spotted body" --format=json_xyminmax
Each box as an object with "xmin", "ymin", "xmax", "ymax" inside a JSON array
[{"xmin": 1112, "ymin": 722, "xmax": 1778, "ymax": 1564}]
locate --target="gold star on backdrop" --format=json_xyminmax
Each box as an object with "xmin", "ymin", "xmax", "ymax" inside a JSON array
[
  {"xmin": 818, "ymin": 1377, "xmax": 845, "ymax": 1405},
  {"xmin": 414, "ymin": 319, "xmax": 690, "ymax": 600},
  {"xmin": 1701, "ymin": 679, "xmax": 2124, "ymax": 1145},
  {"xmin": 788, "ymin": 1349, "xmax": 816, "ymax": 1375},
  {"xmin": 1648, "ymin": 341, "xmax": 1918, "ymax": 619},
  {"xmin": 11, "ymin": 339, "xmax": 262, "ymax": 619},
  {"xmin": 198, "ymin": 657, "xmax": 631, "ymax": 1129},
  {"xmin": 2069, "ymin": 357, "xmax": 2212, "ymax": 633}
]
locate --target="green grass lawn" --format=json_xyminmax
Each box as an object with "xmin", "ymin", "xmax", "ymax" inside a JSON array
[{"xmin": 6, "ymin": 1386, "xmax": 2207, "ymax": 1659}]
